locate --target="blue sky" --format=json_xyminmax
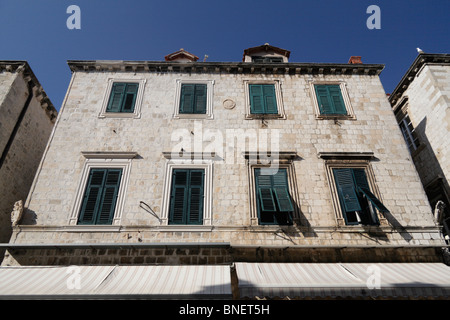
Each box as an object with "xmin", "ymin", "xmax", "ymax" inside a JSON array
[{"xmin": 1, "ymin": 0, "xmax": 449, "ymax": 110}]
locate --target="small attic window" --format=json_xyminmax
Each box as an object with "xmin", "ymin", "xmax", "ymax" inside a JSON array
[{"xmin": 251, "ymin": 56, "xmax": 284, "ymax": 63}]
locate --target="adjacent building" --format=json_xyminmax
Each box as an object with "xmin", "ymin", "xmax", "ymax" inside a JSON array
[
  {"xmin": 389, "ymin": 53, "xmax": 450, "ymax": 241},
  {"xmin": 0, "ymin": 61, "xmax": 57, "ymax": 251},
  {"xmin": 1, "ymin": 45, "xmax": 449, "ymax": 299}
]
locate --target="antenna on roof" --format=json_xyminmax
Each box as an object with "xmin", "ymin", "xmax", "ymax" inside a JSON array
[{"xmin": 203, "ymin": 55, "xmax": 209, "ymax": 62}]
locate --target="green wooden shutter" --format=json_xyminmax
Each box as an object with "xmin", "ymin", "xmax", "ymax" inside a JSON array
[
  {"xmin": 180, "ymin": 84, "xmax": 195, "ymax": 114},
  {"xmin": 169, "ymin": 169, "xmax": 204, "ymax": 224},
  {"xmin": 315, "ymin": 85, "xmax": 333, "ymax": 114},
  {"xmin": 107, "ymin": 83, "xmax": 126, "ymax": 112},
  {"xmin": 352, "ymin": 168, "xmax": 389, "ymax": 213},
  {"xmin": 187, "ymin": 170, "xmax": 204, "ymax": 224},
  {"xmin": 263, "ymin": 84, "xmax": 278, "ymax": 114},
  {"xmin": 78, "ymin": 168, "xmax": 122, "ymax": 225},
  {"xmin": 249, "ymin": 85, "xmax": 264, "ymax": 114},
  {"xmin": 272, "ymin": 169, "xmax": 294, "ymax": 212},
  {"xmin": 97, "ymin": 169, "xmax": 122, "ymax": 224},
  {"xmin": 333, "ymin": 168, "xmax": 361, "ymax": 212},
  {"xmin": 169, "ymin": 169, "xmax": 188, "ymax": 224},
  {"xmin": 78, "ymin": 169, "xmax": 106, "ymax": 224},
  {"xmin": 122, "ymin": 84, "xmax": 138, "ymax": 112},
  {"xmin": 255, "ymin": 169, "xmax": 276, "ymax": 212},
  {"xmin": 194, "ymin": 84, "xmax": 207, "ymax": 114},
  {"xmin": 328, "ymin": 85, "xmax": 346, "ymax": 115}
]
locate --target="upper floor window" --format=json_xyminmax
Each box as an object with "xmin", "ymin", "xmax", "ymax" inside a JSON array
[
  {"xmin": 310, "ymin": 82, "xmax": 356, "ymax": 120},
  {"xmin": 244, "ymin": 80, "xmax": 286, "ymax": 119},
  {"xmin": 107, "ymin": 82, "xmax": 138, "ymax": 113},
  {"xmin": 332, "ymin": 167, "xmax": 388, "ymax": 226},
  {"xmin": 179, "ymin": 84, "xmax": 207, "ymax": 114},
  {"xmin": 251, "ymin": 56, "xmax": 283, "ymax": 63},
  {"xmin": 398, "ymin": 114, "xmax": 420, "ymax": 153},
  {"xmin": 173, "ymin": 80, "xmax": 214, "ymax": 119},
  {"xmin": 254, "ymin": 168, "xmax": 294, "ymax": 225},
  {"xmin": 99, "ymin": 79, "xmax": 145, "ymax": 119}
]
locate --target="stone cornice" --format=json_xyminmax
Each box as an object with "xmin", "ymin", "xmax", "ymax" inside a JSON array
[
  {"xmin": 67, "ymin": 60, "xmax": 384, "ymax": 76},
  {"xmin": 0, "ymin": 60, "xmax": 58, "ymax": 123}
]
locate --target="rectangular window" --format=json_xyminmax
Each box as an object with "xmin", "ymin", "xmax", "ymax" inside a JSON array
[
  {"xmin": 106, "ymin": 82, "xmax": 139, "ymax": 113},
  {"xmin": 168, "ymin": 169, "xmax": 205, "ymax": 225},
  {"xmin": 255, "ymin": 168, "xmax": 294, "ymax": 225},
  {"xmin": 398, "ymin": 114, "xmax": 420, "ymax": 153},
  {"xmin": 252, "ymin": 56, "xmax": 283, "ymax": 63},
  {"xmin": 314, "ymin": 84, "xmax": 347, "ymax": 115},
  {"xmin": 78, "ymin": 168, "xmax": 122, "ymax": 225},
  {"xmin": 249, "ymin": 84, "xmax": 278, "ymax": 114},
  {"xmin": 179, "ymin": 84, "xmax": 207, "ymax": 114},
  {"xmin": 333, "ymin": 168, "xmax": 388, "ymax": 225}
]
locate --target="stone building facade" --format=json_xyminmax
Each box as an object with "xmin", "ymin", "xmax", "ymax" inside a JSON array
[
  {"xmin": 389, "ymin": 53, "xmax": 450, "ymax": 241},
  {"xmin": 0, "ymin": 61, "xmax": 57, "ymax": 249},
  {"xmin": 1, "ymin": 46, "xmax": 448, "ymax": 299}
]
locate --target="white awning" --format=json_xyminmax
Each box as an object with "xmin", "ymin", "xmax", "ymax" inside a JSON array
[
  {"xmin": 235, "ymin": 263, "xmax": 450, "ymax": 299},
  {"xmin": 0, "ymin": 265, "xmax": 232, "ymax": 299}
]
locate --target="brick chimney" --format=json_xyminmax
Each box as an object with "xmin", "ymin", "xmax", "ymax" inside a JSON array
[{"xmin": 348, "ymin": 56, "xmax": 362, "ymax": 64}]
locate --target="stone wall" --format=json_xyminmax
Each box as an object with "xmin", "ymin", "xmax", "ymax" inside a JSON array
[{"xmin": 7, "ymin": 63, "xmax": 443, "ymax": 258}]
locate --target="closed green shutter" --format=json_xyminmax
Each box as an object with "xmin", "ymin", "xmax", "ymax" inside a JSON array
[
  {"xmin": 315, "ymin": 85, "xmax": 347, "ymax": 115},
  {"xmin": 249, "ymin": 84, "xmax": 264, "ymax": 114},
  {"xmin": 180, "ymin": 84, "xmax": 207, "ymax": 114},
  {"xmin": 78, "ymin": 168, "xmax": 122, "ymax": 225},
  {"xmin": 333, "ymin": 168, "xmax": 361, "ymax": 212},
  {"xmin": 169, "ymin": 169, "xmax": 204, "ymax": 225},
  {"xmin": 106, "ymin": 82, "xmax": 138, "ymax": 113},
  {"xmin": 249, "ymin": 84, "xmax": 278, "ymax": 114}
]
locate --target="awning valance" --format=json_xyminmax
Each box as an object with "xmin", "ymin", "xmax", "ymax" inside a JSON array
[
  {"xmin": 0, "ymin": 265, "xmax": 231, "ymax": 299},
  {"xmin": 235, "ymin": 262, "xmax": 450, "ymax": 299}
]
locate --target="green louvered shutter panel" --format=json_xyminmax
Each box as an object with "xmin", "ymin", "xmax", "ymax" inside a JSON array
[
  {"xmin": 263, "ymin": 84, "xmax": 278, "ymax": 114},
  {"xmin": 122, "ymin": 83, "xmax": 138, "ymax": 112},
  {"xmin": 315, "ymin": 85, "xmax": 333, "ymax": 115},
  {"xmin": 353, "ymin": 169, "xmax": 389, "ymax": 213},
  {"xmin": 107, "ymin": 83, "xmax": 126, "ymax": 112},
  {"xmin": 78, "ymin": 169, "xmax": 106, "ymax": 224},
  {"xmin": 333, "ymin": 168, "xmax": 361, "ymax": 212},
  {"xmin": 272, "ymin": 169, "xmax": 294, "ymax": 212},
  {"xmin": 194, "ymin": 84, "xmax": 207, "ymax": 114},
  {"xmin": 97, "ymin": 169, "xmax": 122, "ymax": 224},
  {"xmin": 249, "ymin": 84, "xmax": 264, "ymax": 114},
  {"xmin": 255, "ymin": 169, "xmax": 276, "ymax": 212},
  {"xmin": 187, "ymin": 170, "xmax": 204, "ymax": 224},
  {"xmin": 169, "ymin": 169, "xmax": 188, "ymax": 224},
  {"xmin": 180, "ymin": 84, "xmax": 195, "ymax": 114},
  {"xmin": 328, "ymin": 85, "xmax": 346, "ymax": 115}
]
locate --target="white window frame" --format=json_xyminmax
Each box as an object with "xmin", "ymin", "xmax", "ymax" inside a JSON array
[
  {"xmin": 243, "ymin": 79, "xmax": 286, "ymax": 120},
  {"xmin": 68, "ymin": 152, "xmax": 136, "ymax": 227},
  {"xmin": 308, "ymin": 80, "xmax": 356, "ymax": 120},
  {"xmin": 173, "ymin": 79, "xmax": 215, "ymax": 120},
  {"xmin": 159, "ymin": 157, "xmax": 213, "ymax": 230},
  {"xmin": 99, "ymin": 78, "xmax": 146, "ymax": 119}
]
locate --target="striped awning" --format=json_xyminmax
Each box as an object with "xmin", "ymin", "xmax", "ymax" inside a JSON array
[
  {"xmin": 0, "ymin": 265, "xmax": 231, "ymax": 299},
  {"xmin": 235, "ymin": 263, "xmax": 450, "ymax": 299}
]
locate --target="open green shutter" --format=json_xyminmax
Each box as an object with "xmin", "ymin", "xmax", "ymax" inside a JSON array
[
  {"xmin": 333, "ymin": 168, "xmax": 361, "ymax": 212},
  {"xmin": 249, "ymin": 85, "xmax": 264, "ymax": 114},
  {"xmin": 352, "ymin": 169, "xmax": 389, "ymax": 213},
  {"xmin": 78, "ymin": 169, "xmax": 106, "ymax": 224},
  {"xmin": 187, "ymin": 170, "xmax": 204, "ymax": 224},
  {"xmin": 194, "ymin": 84, "xmax": 207, "ymax": 114},
  {"xmin": 357, "ymin": 187, "xmax": 389, "ymax": 213},
  {"xmin": 97, "ymin": 169, "xmax": 122, "ymax": 224},
  {"xmin": 255, "ymin": 169, "xmax": 276, "ymax": 212},
  {"xmin": 180, "ymin": 84, "xmax": 195, "ymax": 114},
  {"xmin": 272, "ymin": 169, "xmax": 294, "ymax": 212},
  {"xmin": 328, "ymin": 85, "xmax": 346, "ymax": 115},
  {"xmin": 107, "ymin": 83, "xmax": 126, "ymax": 112},
  {"xmin": 122, "ymin": 84, "xmax": 138, "ymax": 112},
  {"xmin": 263, "ymin": 85, "xmax": 278, "ymax": 114}
]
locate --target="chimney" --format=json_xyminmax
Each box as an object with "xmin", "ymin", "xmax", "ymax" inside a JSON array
[{"xmin": 348, "ymin": 56, "xmax": 362, "ymax": 64}]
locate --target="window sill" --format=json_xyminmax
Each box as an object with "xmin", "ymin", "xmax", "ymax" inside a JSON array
[
  {"xmin": 98, "ymin": 112, "xmax": 141, "ymax": 119},
  {"xmin": 245, "ymin": 114, "xmax": 286, "ymax": 120},
  {"xmin": 315, "ymin": 114, "xmax": 356, "ymax": 120},
  {"xmin": 173, "ymin": 114, "xmax": 214, "ymax": 120},
  {"xmin": 157, "ymin": 225, "xmax": 214, "ymax": 232}
]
